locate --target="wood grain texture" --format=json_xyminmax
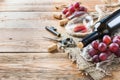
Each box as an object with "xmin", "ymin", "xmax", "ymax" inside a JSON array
[
  {"xmin": 0, "ymin": 0, "xmax": 103, "ymax": 12},
  {"xmin": 0, "ymin": 28, "xmax": 64, "ymax": 52},
  {"xmin": 0, "ymin": 0, "xmax": 117, "ymax": 80},
  {"xmin": 0, "ymin": 1, "xmax": 91, "ymax": 80},
  {"xmin": 0, "ymin": 53, "xmax": 92, "ymax": 80},
  {"xmin": 0, "ymin": 0, "xmax": 101, "ymax": 52},
  {"xmin": 0, "ymin": 12, "xmax": 60, "ymax": 27},
  {"xmin": 0, "ymin": 11, "xmax": 64, "ymax": 52}
]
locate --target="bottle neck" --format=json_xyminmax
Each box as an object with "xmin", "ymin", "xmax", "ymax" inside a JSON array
[
  {"xmin": 81, "ymin": 9, "xmax": 120, "ymax": 47},
  {"xmin": 81, "ymin": 30, "xmax": 109, "ymax": 47},
  {"xmin": 81, "ymin": 31, "xmax": 99, "ymax": 47}
]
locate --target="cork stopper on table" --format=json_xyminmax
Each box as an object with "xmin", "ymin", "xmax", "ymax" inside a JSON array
[
  {"xmin": 53, "ymin": 14, "xmax": 62, "ymax": 20},
  {"xmin": 48, "ymin": 44, "xmax": 58, "ymax": 52},
  {"xmin": 60, "ymin": 18, "xmax": 69, "ymax": 26},
  {"xmin": 77, "ymin": 42, "xmax": 84, "ymax": 48}
]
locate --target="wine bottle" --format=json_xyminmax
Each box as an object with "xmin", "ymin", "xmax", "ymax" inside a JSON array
[{"xmin": 77, "ymin": 9, "xmax": 120, "ymax": 48}]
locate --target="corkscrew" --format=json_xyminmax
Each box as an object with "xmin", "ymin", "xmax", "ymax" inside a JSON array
[{"xmin": 45, "ymin": 26, "xmax": 61, "ymax": 37}]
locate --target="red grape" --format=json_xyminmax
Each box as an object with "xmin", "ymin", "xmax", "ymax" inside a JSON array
[
  {"xmin": 88, "ymin": 48, "xmax": 98, "ymax": 57},
  {"xmin": 114, "ymin": 49, "xmax": 120, "ymax": 57},
  {"xmin": 98, "ymin": 42, "xmax": 107, "ymax": 52},
  {"xmin": 73, "ymin": 2, "xmax": 80, "ymax": 9},
  {"xmin": 62, "ymin": 8, "xmax": 68, "ymax": 14},
  {"xmin": 68, "ymin": 6, "xmax": 75, "ymax": 13},
  {"xmin": 104, "ymin": 49, "xmax": 112, "ymax": 57},
  {"xmin": 113, "ymin": 35, "xmax": 120, "ymax": 40},
  {"xmin": 109, "ymin": 43, "xmax": 119, "ymax": 53},
  {"xmin": 65, "ymin": 11, "xmax": 72, "ymax": 17},
  {"xmin": 103, "ymin": 35, "xmax": 111, "ymax": 45},
  {"xmin": 87, "ymin": 35, "xmax": 120, "ymax": 63},
  {"xmin": 91, "ymin": 40, "xmax": 99, "ymax": 50},
  {"xmin": 92, "ymin": 55, "xmax": 100, "ymax": 63},
  {"xmin": 113, "ymin": 38, "xmax": 120, "ymax": 45},
  {"xmin": 117, "ymin": 36, "xmax": 120, "ymax": 39},
  {"xmin": 78, "ymin": 6, "xmax": 87, "ymax": 12},
  {"xmin": 99, "ymin": 53, "xmax": 108, "ymax": 61}
]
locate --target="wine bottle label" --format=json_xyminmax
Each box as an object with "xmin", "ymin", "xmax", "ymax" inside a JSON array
[{"xmin": 108, "ymin": 15, "xmax": 120, "ymax": 28}]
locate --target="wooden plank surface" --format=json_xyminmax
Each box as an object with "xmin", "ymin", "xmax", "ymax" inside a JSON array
[
  {"xmin": 0, "ymin": 0, "xmax": 102, "ymax": 52},
  {"xmin": 0, "ymin": 0, "xmax": 119, "ymax": 80},
  {"xmin": 0, "ymin": 53, "xmax": 90, "ymax": 80},
  {"xmin": 0, "ymin": 0, "xmax": 92, "ymax": 80},
  {"xmin": 0, "ymin": 28, "xmax": 63, "ymax": 52},
  {"xmin": 0, "ymin": 12, "xmax": 60, "ymax": 28},
  {"xmin": 0, "ymin": 0, "xmax": 103, "ymax": 12}
]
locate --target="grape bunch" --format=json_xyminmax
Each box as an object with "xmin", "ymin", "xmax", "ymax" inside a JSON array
[
  {"xmin": 88, "ymin": 35, "xmax": 120, "ymax": 63},
  {"xmin": 62, "ymin": 2, "xmax": 87, "ymax": 17}
]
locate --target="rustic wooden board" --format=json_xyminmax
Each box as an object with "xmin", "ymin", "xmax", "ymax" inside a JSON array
[
  {"xmin": 0, "ymin": 0, "xmax": 103, "ymax": 12},
  {"xmin": 0, "ymin": 12, "xmax": 57, "ymax": 20},
  {"xmin": 0, "ymin": 12, "xmax": 61, "ymax": 27},
  {"xmin": 0, "ymin": 28, "xmax": 58, "ymax": 52},
  {"xmin": 0, "ymin": 11, "xmax": 65, "ymax": 52},
  {"xmin": 0, "ymin": 0, "xmax": 119, "ymax": 80},
  {"xmin": 0, "ymin": 0, "xmax": 52, "ymax": 4},
  {"xmin": 0, "ymin": 53, "xmax": 91, "ymax": 80},
  {"xmin": 0, "ymin": 0, "xmax": 101, "ymax": 6},
  {"xmin": 0, "ymin": 0, "xmax": 62, "ymax": 12},
  {"xmin": 0, "ymin": 5, "xmax": 57, "ymax": 12}
]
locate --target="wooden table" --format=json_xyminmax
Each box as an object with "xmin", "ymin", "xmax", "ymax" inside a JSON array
[{"xmin": 0, "ymin": 0, "xmax": 119, "ymax": 80}]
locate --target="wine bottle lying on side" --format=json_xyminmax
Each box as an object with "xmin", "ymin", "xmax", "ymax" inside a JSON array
[{"xmin": 77, "ymin": 9, "xmax": 120, "ymax": 48}]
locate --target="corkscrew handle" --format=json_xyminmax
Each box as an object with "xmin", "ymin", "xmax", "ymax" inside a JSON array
[{"xmin": 45, "ymin": 26, "xmax": 61, "ymax": 37}]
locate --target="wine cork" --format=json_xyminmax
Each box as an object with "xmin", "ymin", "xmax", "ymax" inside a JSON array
[
  {"xmin": 53, "ymin": 14, "xmax": 62, "ymax": 20},
  {"xmin": 48, "ymin": 44, "xmax": 58, "ymax": 52},
  {"xmin": 77, "ymin": 42, "xmax": 84, "ymax": 48},
  {"xmin": 60, "ymin": 18, "xmax": 69, "ymax": 26}
]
